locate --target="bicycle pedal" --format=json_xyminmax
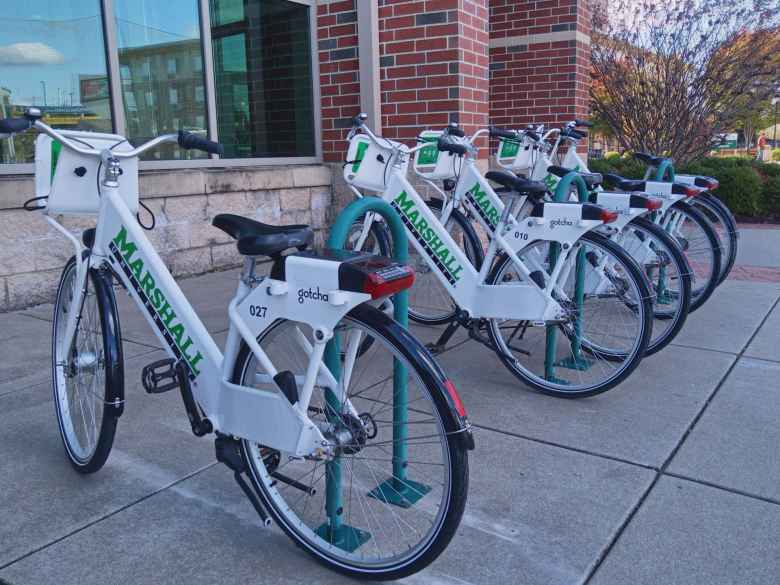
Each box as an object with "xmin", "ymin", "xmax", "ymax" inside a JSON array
[
  {"xmin": 274, "ymin": 370, "xmax": 299, "ymax": 404},
  {"xmin": 141, "ymin": 358, "xmax": 180, "ymax": 394}
]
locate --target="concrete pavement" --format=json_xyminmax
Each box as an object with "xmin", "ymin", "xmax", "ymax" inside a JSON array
[{"xmin": 1, "ymin": 265, "xmax": 779, "ymax": 584}]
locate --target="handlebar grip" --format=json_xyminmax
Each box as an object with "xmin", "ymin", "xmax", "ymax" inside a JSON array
[
  {"xmin": 574, "ymin": 119, "xmax": 594, "ymax": 128},
  {"xmin": 489, "ymin": 126, "xmax": 517, "ymax": 140},
  {"xmin": 445, "ymin": 125, "xmax": 466, "ymax": 138},
  {"xmin": 178, "ymin": 131, "xmax": 224, "ymax": 155},
  {"xmin": 524, "ymin": 130, "xmax": 540, "ymax": 142},
  {"xmin": 0, "ymin": 118, "xmax": 33, "ymax": 135},
  {"xmin": 437, "ymin": 137, "xmax": 468, "ymax": 156}
]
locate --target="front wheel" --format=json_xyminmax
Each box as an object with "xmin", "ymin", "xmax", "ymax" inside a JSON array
[
  {"xmin": 232, "ymin": 304, "xmax": 469, "ymax": 580},
  {"xmin": 487, "ymin": 231, "xmax": 653, "ymax": 398},
  {"xmin": 52, "ymin": 255, "xmax": 123, "ymax": 473},
  {"xmin": 690, "ymin": 193, "xmax": 738, "ymax": 285}
]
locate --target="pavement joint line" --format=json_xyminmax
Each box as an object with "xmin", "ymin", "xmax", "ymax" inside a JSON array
[
  {"xmin": 667, "ymin": 341, "xmax": 738, "ymax": 356},
  {"xmin": 661, "ymin": 471, "xmax": 780, "ymax": 507},
  {"xmin": 581, "ymin": 292, "xmax": 780, "ymax": 585},
  {"xmin": 0, "ymin": 461, "xmax": 219, "ymax": 573},
  {"xmin": 471, "ymin": 422, "xmax": 658, "ymax": 472}
]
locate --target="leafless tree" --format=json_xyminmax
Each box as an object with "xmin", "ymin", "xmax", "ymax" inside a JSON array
[{"xmin": 591, "ymin": 0, "xmax": 780, "ymax": 163}]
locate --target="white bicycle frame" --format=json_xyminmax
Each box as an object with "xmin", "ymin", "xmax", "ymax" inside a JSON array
[
  {"xmin": 38, "ymin": 122, "xmax": 368, "ymax": 459},
  {"xmin": 349, "ymin": 126, "xmax": 609, "ymax": 322}
]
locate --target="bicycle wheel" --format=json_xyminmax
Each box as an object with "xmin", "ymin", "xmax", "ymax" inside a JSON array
[
  {"xmin": 487, "ymin": 231, "xmax": 652, "ymax": 398},
  {"xmin": 660, "ymin": 202, "xmax": 721, "ymax": 312},
  {"xmin": 612, "ymin": 217, "xmax": 692, "ymax": 355},
  {"xmin": 690, "ymin": 193, "xmax": 738, "ymax": 285},
  {"xmin": 233, "ymin": 304, "xmax": 469, "ymax": 579},
  {"xmin": 52, "ymin": 255, "xmax": 123, "ymax": 473},
  {"xmin": 407, "ymin": 199, "xmax": 484, "ymax": 325},
  {"xmin": 345, "ymin": 216, "xmax": 392, "ymax": 256}
]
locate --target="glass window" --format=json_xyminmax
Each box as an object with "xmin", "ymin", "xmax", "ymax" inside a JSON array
[
  {"xmin": 0, "ymin": 0, "xmax": 113, "ymax": 164},
  {"xmin": 115, "ymin": 0, "xmax": 207, "ymax": 160},
  {"xmin": 210, "ymin": 0, "xmax": 315, "ymax": 158}
]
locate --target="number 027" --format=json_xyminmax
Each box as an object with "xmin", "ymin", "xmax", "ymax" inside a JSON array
[{"xmin": 249, "ymin": 305, "xmax": 267, "ymax": 318}]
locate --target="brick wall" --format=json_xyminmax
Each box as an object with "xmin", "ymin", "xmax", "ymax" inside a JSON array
[
  {"xmin": 317, "ymin": 0, "xmax": 360, "ymax": 163},
  {"xmin": 318, "ymin": 0, "xmax": 490, "ymax": 162},
  {"xmin": 489, "ymin": 0, "xmax": 590, "ymax": 147},
  {"xmin": 378, "ymin": 0, "xmax": 489, "ymax": 143},
  {"xmin": 0, "ymin": 166, "xmax": 332, "ymax": 311}
]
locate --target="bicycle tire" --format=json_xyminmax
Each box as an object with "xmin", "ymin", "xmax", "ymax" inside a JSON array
[
  {"xmin": 690, "ymin": 193, "xmax": 738, "ymax": 285},
  {"xmin": 619, "ymin": 217, "xmax": 692, "ymax": 355},
  {"xmin": 486, "ymin": 231, "xmax": 653, "ymax": 398},
  {"xmin": 52, "ymin": 255, "xmax": 124, "ymax": 473},
  {"xmin": 232, "ymin": 304, "xmax": 470, "ymax": 580},
  {"xmin": 662, "ymin": 201, "xmax": 722, "ymax": 312}
]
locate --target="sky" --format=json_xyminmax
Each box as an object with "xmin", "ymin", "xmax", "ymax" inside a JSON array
[{"xmin": 0, "ymin": 0, "xmax": 200, "ymax": 107}]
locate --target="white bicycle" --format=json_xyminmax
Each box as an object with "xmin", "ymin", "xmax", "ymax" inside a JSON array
[
  {"xmin": 344, "ymin": 115, "xmax": 653, "ymax": 398},
  {"xmin": 1, "ymin": 109, "xmax": 473, "ymax": 580}
]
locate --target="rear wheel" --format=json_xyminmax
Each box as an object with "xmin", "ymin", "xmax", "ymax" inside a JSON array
[
  {"xmin": 487, "ymin": 231, "xmax": 652, "ymax": 398},
  {"xmin": 660, "ymin": 202, "xmax": 721, "ymax": 312},
  {"xmin": 233, "ymin": 305, "xmax": 469, "ymax": 580},
  {"xmin": 52, "ymin": 256, "xmax": 123, "ymax": 473},
  {"xmin": 690, "ymin": 193, "xmax": 738, "ymax": 285},
  {"xmin": 613, "ymin": 217, "xmax": 692, "ymax": 355}
]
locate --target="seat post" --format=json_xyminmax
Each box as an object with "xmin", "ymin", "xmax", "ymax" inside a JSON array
[{"xmin": 242, "ymin": 256, "xmax": 257, "ymax": 284}]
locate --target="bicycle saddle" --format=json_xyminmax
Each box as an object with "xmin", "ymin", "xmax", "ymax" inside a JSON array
[
  {"xmin": 485, "ymin": 171, "xmax": 547, "ymax": 197},
  {"xmin": 602, "ymin": 173, "xmax": 645, "ymax": 191},
  {"xmin": 212, "ymin": 213, "xmax": 313, "ymax": 257},
  {"xmin": 546, "ymin": 166, "xmax": 603, "ymax": 189},
  {"xmin": 633, "ymin": 152, "xmax": 668, "ymax": 167}
]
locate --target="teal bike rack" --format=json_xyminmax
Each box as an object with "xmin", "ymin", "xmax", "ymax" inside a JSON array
[
  {"xmin": 652, "ymin": 157, "xmax": 676, "ymax": 303},
  {"xmin": 315, "ymin": 197, "xmax": 430, "ymax": 552},
  {"xmin": 545, "ymin": 173, "xmax": 593, "ymax": 382}
]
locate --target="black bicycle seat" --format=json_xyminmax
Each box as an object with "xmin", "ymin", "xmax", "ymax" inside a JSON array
[{"xmin": 212, "ymin": 214, "xmax": 313, "ymax": 257}]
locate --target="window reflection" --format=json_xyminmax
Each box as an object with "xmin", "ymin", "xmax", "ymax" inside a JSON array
[
  {"xmin": 115, "ymin": 0, "xmax": 207, "ymax": 160},
  {"xmin": 0, "ymin": 0, "xmax": 112, "ymax": 164},
  {"xmin": 210, "ymin": 0, "xmax": 315, "ymax": 158}
]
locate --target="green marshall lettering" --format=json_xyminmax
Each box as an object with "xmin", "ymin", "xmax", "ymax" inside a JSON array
[
  {"xmin": 111, "ymin": 226, "xmax": 203, "ymax": 376},
  {"xmin": 392, "ymin": 191, "xmax": 464, "ymax": 283},
  {"xmin": 467, "ymin": 184, "xmax": 500, "ymax": 230}
]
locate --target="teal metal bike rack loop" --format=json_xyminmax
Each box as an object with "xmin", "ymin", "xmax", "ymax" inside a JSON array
[
  {"xmin": 545, "ymin": 172, "xmax": 593, "ymax": 382},
  {"xmin": 316, "ymin": 197, "xmax": 431, "ymax": 552},
  {"xmin": 653, "ymin": 158, "xmax": 675, "ymax": 182}
]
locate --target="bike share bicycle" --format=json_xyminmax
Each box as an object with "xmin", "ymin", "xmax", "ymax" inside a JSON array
[
  {"xmin": 345, "ymin": 114, "xmax": 654, "ymax": 398},
  {"xmin": 486, "ymin": 123, "xmax": 693, "ymax": 354},
  {"xmin": 517, "ymin": 121, "xmax": 728, "ymax": 311},
  {"xmin": 0, "ymin": 108, "xmax": 473, "ymax": 580}
]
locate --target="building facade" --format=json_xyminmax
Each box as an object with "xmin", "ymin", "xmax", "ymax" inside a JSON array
[{"xmin": 0, "ymin": 0, "xmax": 590, "ymax": 311}]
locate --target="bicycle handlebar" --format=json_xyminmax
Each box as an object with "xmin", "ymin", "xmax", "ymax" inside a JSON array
[{"xmin": 0, "ymin": 109, "xmax": 223, "ymax": 159}]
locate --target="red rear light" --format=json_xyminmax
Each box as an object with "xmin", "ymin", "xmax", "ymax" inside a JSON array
[
  {"xmin": 362, "ymin": 265, "xmax": 415, "ymax": 299},
  {"xmin": 600, "ymin": 209, "xmax": 619, "ymax": 224},
  {"xmin": 646, "ymin": 198, "xmax": 662, "ymax": 211},
  {"xmin": 707, "ymin": 179, "xmax": 719, "ymax": 190},
  {"xmin": 684, "ymin": 186, "xmax": 700, "ymax": 197},
  {"xmin": 443, "ymin": 379, "xmax": 467, "ymax": 417}
]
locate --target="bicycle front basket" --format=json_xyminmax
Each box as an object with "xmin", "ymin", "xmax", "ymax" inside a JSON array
[
  {"xmin": 343, "ymin": 134, "xmax": 406, "ymax": 193},
  {"xmin": 412, "ymin": 130, "xmax": 462, "ymax": 180},
  {"xmin": 495, "ymin": 137, "xmax": 534, "ymax": 172},
  {"xmin": 35, "ymin": 130, "xmax": 139, "ymax": 216}
]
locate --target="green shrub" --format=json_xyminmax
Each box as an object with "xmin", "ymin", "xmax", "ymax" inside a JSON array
[
  {"xmin": 762, "ymin": 175, "xmax": 780, "ymax": 215},
  {"xmin": 772, "ymin": 148, "xmax": 780, "ymax": 162},
  {"xmin": 708, "ymin": 166, "xmax": 763, "ymax": 216},
  {"xmin": 589, "ymin": 154, "xmax": 779, "ymax": 219}
]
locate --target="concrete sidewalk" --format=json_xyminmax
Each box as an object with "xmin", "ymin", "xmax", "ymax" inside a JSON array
[{"xmin": 1, "ymin": 268, "xmax": 779, "ymax": 585}]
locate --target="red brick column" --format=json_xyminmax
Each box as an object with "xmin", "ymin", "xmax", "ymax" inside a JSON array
[
  {"xmin": 317, "ymin": 0, "xmax": 361, "ymax": 162},
  {"xmin": 489, "ymin": 0, "xmax": 590, "ymax": 146},
  {"xmin": 378, "ymin": 0, "xmax": 489, "ymax": 143}
]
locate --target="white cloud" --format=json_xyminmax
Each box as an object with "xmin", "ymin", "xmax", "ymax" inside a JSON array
[{"xmin": 0, "ymin": 42, "xmax": 65, "ymax": 66}]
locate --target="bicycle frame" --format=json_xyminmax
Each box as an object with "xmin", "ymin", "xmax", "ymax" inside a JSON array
[
  {"xmin": 351, "ymin": 132, "xmax": 609, "ymax": 322},
  {"xmin": 55, "ymin": 168, "xmax": 370, "ymax": 458}
]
